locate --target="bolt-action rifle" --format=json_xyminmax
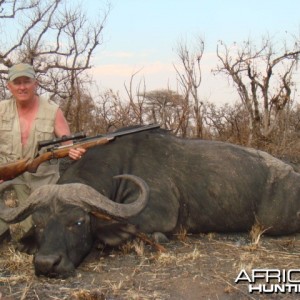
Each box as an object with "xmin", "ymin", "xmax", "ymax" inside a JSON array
[{"xmin": 0, "ymin": 124, "xmax": 160, "ymax": 181}]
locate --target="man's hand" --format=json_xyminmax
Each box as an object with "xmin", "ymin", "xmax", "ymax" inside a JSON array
[{"xmin": 69, "ymin": 147, "xmax": 86, "ymax": 160}]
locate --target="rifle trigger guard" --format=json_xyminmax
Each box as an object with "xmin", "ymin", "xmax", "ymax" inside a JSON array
[{"xmin": 49, "ymin": 149, "xmax": 58, "ymax": 165}]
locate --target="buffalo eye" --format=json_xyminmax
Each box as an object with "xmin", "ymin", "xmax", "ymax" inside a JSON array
[
  {"xmin": 76, "ymin": 221, "xmax": 83, "ymax": 226},
  {"xmin": 67, "ymin": 217, "xmax": 86, "ymax": 230},
  {"xmin": 74, "ymin": 219, "xmax": 85, "ymax": 227}
]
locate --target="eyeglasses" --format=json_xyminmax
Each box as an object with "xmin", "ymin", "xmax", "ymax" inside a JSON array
[{"xmin": 10, "ymin": 79, "xmax": 36, "ymax": 87}]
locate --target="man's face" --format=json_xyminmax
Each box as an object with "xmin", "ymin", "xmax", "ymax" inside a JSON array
[{"xmin": 7, "ymin": 76, "xmax": 37, "ymax": 103}]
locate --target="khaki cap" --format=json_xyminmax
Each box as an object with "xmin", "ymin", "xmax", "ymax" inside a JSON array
[{"xmin": 8, "ymin": 63, "xmax": 35, "ymax": 81}]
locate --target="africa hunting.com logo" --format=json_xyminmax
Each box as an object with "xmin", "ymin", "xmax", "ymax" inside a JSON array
[{"xmin": 235, "ymin": 269, "xmax": 300, "ymax": 294}]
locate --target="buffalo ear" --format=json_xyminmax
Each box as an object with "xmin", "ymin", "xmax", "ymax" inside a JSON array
[{"xmin": 16, "ymin": 227, "xmax": 38, "ymax": 255}]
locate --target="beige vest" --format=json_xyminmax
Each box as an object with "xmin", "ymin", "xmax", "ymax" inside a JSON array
[{"xmin": 0, "ymin": 96, "xmax": 60, "ymax": 190}]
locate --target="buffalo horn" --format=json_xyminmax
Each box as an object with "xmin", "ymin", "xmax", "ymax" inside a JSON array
[
  {"xmin": 57, "ymin": 174, "xmax": 149, "ymax": 218},
  {"xmin": 0, "ymin": 174, "xmax": 149, "ymax": 223}
]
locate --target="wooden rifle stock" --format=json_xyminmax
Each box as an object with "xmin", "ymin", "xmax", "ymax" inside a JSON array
[
  {"xmin": 0, "ymin": 158, "xmax": 32, "ymax": 181},
  {"xmin": 0, "ymin": 136, "xmax": 114, "ymax": 181}
]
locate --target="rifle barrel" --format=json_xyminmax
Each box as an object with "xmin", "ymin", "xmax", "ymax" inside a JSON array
[{"xmin": 74, "ymin": 124, "xmax": 160, "ymax": 144}]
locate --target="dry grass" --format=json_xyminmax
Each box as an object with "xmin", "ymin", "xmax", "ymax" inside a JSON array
[
  {"xmin": 249, "ymin": 218, "xmax": 271, "ymax": 246},
  {"xmin": 156, "ymin": 247, "xmax": 202, "ymax": 267},
  {"xmin": 69, "ymin": 289, "xmax": 105, "ymax": 300},
  {"xmin": 120, "ymin": 239, "xmax": 145, "ymax": 256},
  {"xmin": 0, "ymin": 246, "xmax": 32, "ymax": 276},
  {"xmin": 1, "ymin": 233, "xmax": 300, "ymax": 299},
  {"xmin": 172, "ymin": 226, "xmax": 190, "ymax": 242}
]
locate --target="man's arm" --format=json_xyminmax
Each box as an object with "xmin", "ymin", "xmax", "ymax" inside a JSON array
[
  {"xmin": 54, "ymin": 108, "xmax": 71, "ymax": 138},
  {"xmin": 54, "ymin": 108, "xmax": 86, "ymax": 160}
]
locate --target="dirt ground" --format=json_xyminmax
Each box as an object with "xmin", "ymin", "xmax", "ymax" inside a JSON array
[{"xmin": 1, "ymin": 232, "xmax": 300, "ymax": 300}]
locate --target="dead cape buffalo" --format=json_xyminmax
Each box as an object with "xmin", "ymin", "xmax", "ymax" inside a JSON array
[{"xmin": 1, "ymin": 127, "xmax": 300, "ymax": 278}]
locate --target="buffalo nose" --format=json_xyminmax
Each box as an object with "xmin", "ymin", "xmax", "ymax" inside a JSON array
[{"xmin": 34, "ymin": 254, "xmax": 61, "ymax": 275}]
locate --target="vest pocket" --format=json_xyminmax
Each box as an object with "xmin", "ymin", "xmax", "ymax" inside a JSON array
[
  {"xmin": 0, "ymin": 115, "xmax": 13, "ymax": 130},
  {"xmin": 35, "ymin": 119, "xmax": 55, "ymax": 142},
  {"xmin": 0, "ymin": 116, "xmax": 14, "ymax": 158}
]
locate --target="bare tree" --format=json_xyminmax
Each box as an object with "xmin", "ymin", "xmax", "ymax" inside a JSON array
[
  {"xmin": 215, "ymin": 36, "xmax": 300, "ymax": 146},
  {"xmin": 173, "ymin": 37, "xmax": 205, "ymax": 138},
  {"xmin": 142, "ymin": 89, "xmax": 188, "ymax": 136},
  {"xmin": 204, "ymin": 102, "xmax": 250, "ymax": 144},
  {"xmin": 92, "ymin": 88, "xmax": 142, "ymax": 133},
  {"xmin": 124, "ymin": 69, "xmax": 147, "ymax": 125},
  {"xmin": 0, "ymin": 0, "xmax": 109, "ymax": 129}
]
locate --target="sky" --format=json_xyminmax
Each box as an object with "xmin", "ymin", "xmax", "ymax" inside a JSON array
[{"xmin": 85, "ymin": 0, "xmax": 300, "ymax": 105}]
